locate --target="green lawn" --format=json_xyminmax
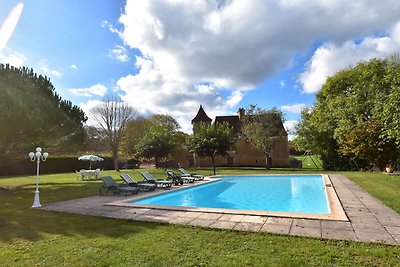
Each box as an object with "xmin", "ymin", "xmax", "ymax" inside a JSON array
[
  {"xmin": 1, "ymin": 168, "xmax": 400, "ymax": 266},
  {"xmin": 344, "ymin": 171, "xmax": 400, "ymax": 214},
  {"xmin": 293, "ymin": 155, "xmax": 323, "ymax": 169}
]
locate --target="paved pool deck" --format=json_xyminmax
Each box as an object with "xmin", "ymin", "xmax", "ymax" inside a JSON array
[{"xmin": 41, "ymin": 174, "xmax": 400, "ymax": 245}]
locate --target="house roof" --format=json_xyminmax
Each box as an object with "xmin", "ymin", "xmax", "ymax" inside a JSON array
[
  {"xmin": 215, "ymin": 115, "xmax": 242, "ymax": 133},
  {"xmin": 191, "ymin": 105, "xmax": 212, "ymax": 124},
  {"xmin": 192, "ymin": 105, "xmax": 288, "ymax": 137}
]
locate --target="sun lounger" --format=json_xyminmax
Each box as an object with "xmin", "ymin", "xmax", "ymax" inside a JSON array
[
  {"xmin": 141, "ymin": 172, "xmax": 173, "ymax": 187},
  {"xmin": 99, "ymin": 176, "xmax": 140, "ymax": 196},
  {"xmin": 178, "ymin": 168, "xmax": 204, "ymax": 180},
  {"xmin": 120, "ymin": 173, "xmax": 156, "ymax": 191},
  {"xmin": 166, "ymin": 171, "xmax": 184, "ymax": 185},
  {"xmin": 167, "ymin": 170, "xmax": 195, "ymax": 184}
]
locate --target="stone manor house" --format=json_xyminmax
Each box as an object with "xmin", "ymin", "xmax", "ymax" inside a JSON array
[{"xmin": 173, "ymin": 105, "xmax": 290, "ymax": 168}]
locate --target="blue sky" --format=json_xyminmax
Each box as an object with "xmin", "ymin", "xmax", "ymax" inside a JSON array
[{"xmin": 1, "ymin": 1, "xmax": 400, "ymax": 136}]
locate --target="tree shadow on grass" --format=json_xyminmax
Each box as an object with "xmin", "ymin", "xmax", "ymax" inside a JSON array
[{"xmin": 0, "ymin": 184, "xmax": 162, "ymax": 243}]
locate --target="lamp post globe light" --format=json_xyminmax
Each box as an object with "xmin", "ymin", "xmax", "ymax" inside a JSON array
[{"xmin": 29, "ymin": 147, "xmax": 49, "ymax": 208}]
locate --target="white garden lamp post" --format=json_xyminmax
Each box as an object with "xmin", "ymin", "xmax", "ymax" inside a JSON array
[{"xmin": 29, "ymin": 147, "xmax": 49, "ymax": 208}]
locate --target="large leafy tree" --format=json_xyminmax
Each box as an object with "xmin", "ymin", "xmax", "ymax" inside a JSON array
[
  {"xmin": 294, "ymin": 107, "xmax": 358, "ymax": 170},
  {"xmin": 148, "ymin": 114, "xmax": 180, "ymax": 131},
  {"xmin": 0, "ymin": 64, "xmax": 86, "ymax": 161},
  {"xmin": 120, "ymin": 116, "xmax": 152, "ymax": 157},
  {"xmin": 295, "ymin": 56, "xmax": 400, "ymax": 170},
  {"xmin": 378, "ymin": 55, "xmax": 400, "ymax": 146},
  {"xmin": 187, "ymin": 122, "xmax": 235, "ymax": 175},
  {"xmin": 91, "ymin": 95, "xmax": 136, "ymax": 171},
  {"xmin": 133, "ymin": 114, "xmax": 180, "ymax": 168},
  {"xmin": 242, "ymin": 105, "xmax": 286, "ymax": 169}
]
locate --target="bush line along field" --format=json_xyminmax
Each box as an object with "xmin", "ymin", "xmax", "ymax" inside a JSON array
[{"xmin": 1, "ymin": 169, "xmax": 400, "ymax": 266}]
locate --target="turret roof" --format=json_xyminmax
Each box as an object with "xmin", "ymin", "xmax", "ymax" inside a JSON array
[{"xmin": 191, "ymin": 105, "xmax": 212, "ymax": 124}]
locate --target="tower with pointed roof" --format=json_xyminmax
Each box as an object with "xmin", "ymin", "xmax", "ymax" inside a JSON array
[{"xmin": 191, "ymin": 105, "xmax": 212, "ymax": 133}]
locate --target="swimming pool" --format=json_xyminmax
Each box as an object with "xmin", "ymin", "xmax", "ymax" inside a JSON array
[{"xmin": 130, "ymin": 175, "xmax": 329, "ymax": 214}]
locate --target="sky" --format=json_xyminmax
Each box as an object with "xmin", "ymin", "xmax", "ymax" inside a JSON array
[{"xmin": 1, "ymin": 0, "xmax": 400, "ymax": 138}]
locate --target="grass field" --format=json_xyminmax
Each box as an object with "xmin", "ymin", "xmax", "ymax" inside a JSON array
[
  {"xmin": 1, "ymin": 168, "xmax": 400, "ymax": 266},
  {"xmin": 293, "ymin": 155, "xmax": 323, "ymax": 169}
]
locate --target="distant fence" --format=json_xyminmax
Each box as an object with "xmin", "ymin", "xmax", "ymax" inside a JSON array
[{"xmin": 0, "ymin": 157, "xmax": 122, "ymax": 177}]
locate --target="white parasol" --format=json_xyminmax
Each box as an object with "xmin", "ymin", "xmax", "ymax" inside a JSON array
[{"xmin": 78, "ymin": 155, "xmax": 104, "ymax": 170}]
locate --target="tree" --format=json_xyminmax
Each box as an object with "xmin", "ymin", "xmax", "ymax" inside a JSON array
[
  {"xmin": 295, "ymin": 56, "xmax": 400, "ymax": 170},
  {"xmin": 120, "ymin": 116, "xmax": 152, "ymax": 157},
  {"xmin": 0, "ymin": 64, "xmax": 86, "ymax": 162},
  {"xmin": 187, "ymin": 122, "xmax": 235, "ymax": 175},
  {"xmin": 294, "ymin": 106, "xmax": 358, "ymax": 170},
  {"xmin": 148, "ymin": 114, "xmax": 180, "ymax": 131},
  {"xmin": 81, "ymin": 126, "xmax": 108, "ymax": 153},
  {"xmin": 133, "ymin": 115, "xmax": 180, "ymax": 167},
  {"xmin": 378, "ymin": 55, "xmax": 400, "ymax": 146},
  {"xmin": 242, "ymin": 105, "xmax": 286, "ymax": 169},
  {"xmin": 91, "ymin": 96, "xmax": 136, "ymax": 171}
]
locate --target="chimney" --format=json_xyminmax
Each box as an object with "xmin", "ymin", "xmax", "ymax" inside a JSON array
[{"xmin": 237, "ymin": 108, "xmax": 245, "ymax": 120}]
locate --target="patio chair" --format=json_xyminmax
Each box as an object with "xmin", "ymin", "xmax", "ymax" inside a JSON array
[
  {"xmin": 167, "ymin": 170, "xmax": 195, "ymax": 184},
  {"xmin": 120, "ymin": 173, "xmax": 156, "ymax": 191},
  {"xmin": 178, "ymin": 168, "xmax": 204, "ymax": 180},
  {"xmin": 79, "ymin": 169, "xmax": 89, "ymax": 181},
  {"xmin": 140, "ymin": 172, "xmax": 173, "ymax": 187},
  {"xmin": 94, "ymin": 168, "xmax": 102, "ymax": 180},
  {"xmin": 99, "ymin": 176, "xmax": 140, "ymax": 196}
]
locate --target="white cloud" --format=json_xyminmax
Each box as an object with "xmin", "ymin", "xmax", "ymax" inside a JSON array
[
  {"xmin": 280, "ymin": 80, "xmax": 285, "ymax": 88},
  {"xmin": 38, "ymin": 61, "xmax": 61, "ymax": 77},
  {"xmin": 70, "ymin": 64, "xmax": 77, "ymax": 71},
  {"xmin": 300, "ymin": 22, "xmax": 400, "ymax": 93},
  {"xmin": 281, "ymin": 103, "xmax": 307, "ymax": 114},
  {"xmin": 114, "ymin": 0, "xmax": 400, "ymax": 132},
  {"xmin": 0, "ymin": 3, "xmax": 24, "ymax": 51},
  {"xmin": 101, "ymin": 20, "xmax": 121, "ymax": 35},
  {"xmin": 110, "ymin": 45, "xmax": 129, "ymax": 62},
  {"xmin": 284, "ymin": 120, "xmax": 298, "ymax": 140},
  {"xmin": 226, "ymin": 90, "xmax": 244, "ymax": 108},
  {"xmin": 80, "ymin": 99, "xmax": 104, "ymax": 127},
  {"xmin": 120, "ymin": 0, "xmax": 400, "ymax": 87},
  {"xmin": 0, "ymin": 49, "xmax": 26, "ymax": 67},
  {"xmin": 117, "ymin": 57, "xmax": 233, "ymax": 132},
  {"xmin": 68, "ymin": 83, "xmax": 107, "ymax": 97}
]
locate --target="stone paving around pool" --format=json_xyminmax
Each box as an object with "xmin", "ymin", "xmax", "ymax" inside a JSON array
[{"xmin": 41, "ymin": 174, "xmax": 400, "ymax": 245}]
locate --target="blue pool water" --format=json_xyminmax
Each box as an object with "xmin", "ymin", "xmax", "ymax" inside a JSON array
[{"xmin": 131, "ymin": 175, "xmax": 329, "ymax": 214}]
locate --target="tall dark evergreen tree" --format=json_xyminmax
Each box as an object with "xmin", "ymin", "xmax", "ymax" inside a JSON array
[{"xmin": 0, "ymin": 64, "xmax": 87, "ymax": 161}]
